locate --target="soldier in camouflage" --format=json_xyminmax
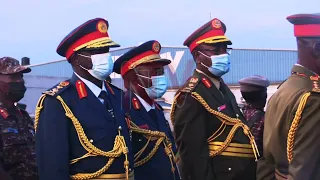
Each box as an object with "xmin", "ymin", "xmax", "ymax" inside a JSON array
[
  {"xmin": 0, "ymin": 57, "xmax": 38, "ymax": 180},
  {"xmin": 238, "ymin": 75, "xmax": 270, "ymax": 156}
]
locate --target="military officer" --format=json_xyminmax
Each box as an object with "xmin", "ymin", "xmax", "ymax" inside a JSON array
[
  {"xmin": 113, "ymin": 40, "xmax": 180, "ymax": 180},
  {"xmin": 171, "ymin": 18, "xmax": 258, "ymax": 180},
  {"xmin": 257, "ymin": 13, "xmax": 320, "ymax": 180},
  {"xmin": 0, "ymin": 57, "xmax": 38, "ymax": 180},
  {"xmin": 238, "ymin": 75, "xmax": 270, "ymax": 156},
  {"xmin": 35, "ymin": 18, "xmax": 134, "ymax": 180}
]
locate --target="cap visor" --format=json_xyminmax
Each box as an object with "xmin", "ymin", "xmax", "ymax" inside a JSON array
[
  {"xmin": 206, "ymin": 39, "xmax": 232, "ymax": 45},
  {"xmin": 1, "ymin": 66, "xmax": 31, "ymax": 75},
  {"xmin": 83, "ymin": 38, "xmax": 120, "ymax": 50},
  {"xmin": 142, "ymin": 58, "xmax": 171, "ymax": 66}
]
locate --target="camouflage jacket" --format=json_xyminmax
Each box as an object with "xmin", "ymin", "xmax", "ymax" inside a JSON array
[
  {"xmin": 242, "ymin": 104, "xmax": 265, "ymax": 155},
  {"xmin": 0, "ymin": 105, "xmax": 38, "ymax": 180}
]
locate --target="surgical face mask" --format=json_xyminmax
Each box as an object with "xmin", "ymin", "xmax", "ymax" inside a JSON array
[
  {"xmin": 78, "ymin": 53, "xmax": 114, "ymax": 80},
  {"xmin": 0, "ymin": 81, "xmax": 26, "ymax": 102},
  {"xmin": 198, "ymin": 51, "xmax": 231, "ymax": 77},
  {"xmin": 136, "ymin": 74, "xmax": 168, "ymax": 99}
]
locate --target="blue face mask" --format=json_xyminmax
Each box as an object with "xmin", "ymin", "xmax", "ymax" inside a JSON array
[
  {"xmin": 78, "ymin": 53, "xmax": 114, "ymax": 80},
  {"xmin": 198, "ymin": 52, "xmax": 231, "ymax": 77},
  {"xmin": 137, "ymin": 74, "xmax": 168, "ymax": 99}
]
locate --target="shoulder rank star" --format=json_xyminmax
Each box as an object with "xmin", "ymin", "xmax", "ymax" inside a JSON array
[
  {"xmin": 190, "ymin": 77, "xmax": 198, "ymax": 83},
  {"xmin": 310, "ymin": 75, "xmax": 319, "ymax": 81},
  {"xmin": 188, "ymin": 77, "xmax": 198, "ymax": 88},
  {"xmin": 44, "ymin": 81, "xmax": 70, "ymax": 96}
]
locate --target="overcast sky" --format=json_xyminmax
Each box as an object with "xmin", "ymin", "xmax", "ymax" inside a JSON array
[{"xmin": 0, "ymin": 0, "xmax": 318, "ymax": 64}]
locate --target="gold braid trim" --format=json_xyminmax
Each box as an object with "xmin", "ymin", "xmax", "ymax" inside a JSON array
[
  {"xmin": 129, "ymin": 120, "xmax": 177, "ymax": 176},
  {"xmin": 129, "ymin": 54, "xmax": 161, "ymax": 69},
  {"xmin": 34, "ymin": 94, "xmax": 47, "ymax": 131},
  {"xmin": 170, "ymin": 92, "xmax": 181, "ymax": 126},
  {"xmin": 170, "ymin": 92, "xmax": 259, "ymax": 161},
  {"xmin": 34, "ymin": 95, "xmax": 130, "ymax": 180},
  {"xmin": 287, "ymin": 92, "xmax": 311, "ymax": 163}
]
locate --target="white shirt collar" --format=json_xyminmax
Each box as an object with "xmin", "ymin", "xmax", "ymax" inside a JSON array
[
  {"xmin": 74, "ymin": 72, "xmax": 107, "ymax": 98},
  {"xmin": 134, "ymin": 93, "xmax": 155, "ymax": 112}
]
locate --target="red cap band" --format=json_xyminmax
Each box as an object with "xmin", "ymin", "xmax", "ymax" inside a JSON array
[
  {"xmin": 65, "ymin": 31, "xmax": 110, "ymax": 59},
  {"xmin": 120, "ymin": 50, "xmax": 156, "ymax": 76},
  {"xmin": 189, "ymin": 29, "xmax": 225, "ymax": 52},
  {"xmin": 294, "ymin": 24, "xmax": 320, "ymax": 37}
]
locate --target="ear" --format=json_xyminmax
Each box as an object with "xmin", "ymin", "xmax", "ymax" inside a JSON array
[
  {"xmin": 69, "ymin": 54, "xmax": 79, "ymax": 66},
  {"xmin": 313, "ymin": 42, "xmax": 320, "ymax": 58},
  {"xmin": 192, "ymin": 50, "xmax": 200, "ymax": 60}
]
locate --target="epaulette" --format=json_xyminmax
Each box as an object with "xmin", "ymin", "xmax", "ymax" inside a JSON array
[
  {"xmin": 179, "ymin": 77, "xmax": 200, "ymax": 93},
  {"xmin": 43, "ymin": 80, "xmax": 71, "ymax": 97},
  {"xmin": 277, "ymin": 79, "xmax": 287, "ymax": 89},
  {"xmin": 311, "ymin": 76, "xmax": 320, "ymax": 94},
  {"xmin": 312, "ymin": 88, "xmax": 320, "ymax": 93}
]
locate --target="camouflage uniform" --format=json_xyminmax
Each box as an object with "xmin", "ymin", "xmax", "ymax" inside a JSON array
[
  {"xmin": 0, "ymin": 106, "xmax": 37, "ymax": 180},
  {"xmin": 241, "ymin": 104, "xmax": 265, "ymax": 155},
  {"xmin": 0, "ymin": 57, "xmax": 37, "ymax": 180},
  {"xmin": 238, "ymin": 75, "xmax": 270, "ymax": 156}
]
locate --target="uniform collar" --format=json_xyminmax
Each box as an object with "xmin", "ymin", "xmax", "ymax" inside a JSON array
[
  {"xmin": 134, "ymin": 93, "xmax": 155, "ymax": 112},
  {"xmin": 292, "ymin": 64, "xmax": 319, "ymax": 77},
  {"xmin": 74, "ymin": 72, "xmax": 107, "ymax": 98}
]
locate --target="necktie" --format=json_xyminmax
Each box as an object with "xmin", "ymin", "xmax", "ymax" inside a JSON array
[
  {"xmin": 148, "ymin": 109, "xmax": 157, "ymax": 120},
  {"xmin": 99, "ymin": 91, "xmax": 115, "ymax": 118},
  {"xmin": 148, "ymin": 109, "xmax": 159, "ymax": 128}
]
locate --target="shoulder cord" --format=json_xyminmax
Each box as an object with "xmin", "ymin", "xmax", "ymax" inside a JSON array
[
  {"xmin": 287, "ymin": 92, "xmax": 311, "ymax": 163},
  {"xmin": 128, "ymin": 119, "xmax": 177, "ymax": 176},
  {"xmin": 170, "ymin": 92, "xmax": 259, "ymax": 161},
  {"xmin": 34, "ymin": 94, "xmax": 130, "ymax": 180}
]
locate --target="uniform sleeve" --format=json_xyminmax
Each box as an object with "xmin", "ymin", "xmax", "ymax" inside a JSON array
[
  {"xmin": 35, "ymin": 96, "xmax": 70, "ymax": 180},
  {"xmin": 0, "ymin": 119, "xmax": 13, "ymax": 180},
  {"xmin": 256, "ymin": 157, "xmax": 275, "ymax": 180},
  {"xmin": 173, "ymin": 93, "xmax": 213, "ymax": 180},
  {"xmin": 288, "ymin": 94, "xmax": 320, "ymax": 180}
]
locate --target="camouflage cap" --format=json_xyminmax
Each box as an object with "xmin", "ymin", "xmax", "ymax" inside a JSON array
[{"xmin": 0, "ymin": 57, "xmax": 31, "ymax": 75}]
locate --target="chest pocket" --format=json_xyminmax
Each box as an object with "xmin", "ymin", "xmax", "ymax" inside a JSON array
[
  {"xmin": 0, "ymin": 119, "xmax": 32, "ymax": 165},
  {"xmin": 0, "ymin": 121, "xmax": 29, "ymax": 147}
]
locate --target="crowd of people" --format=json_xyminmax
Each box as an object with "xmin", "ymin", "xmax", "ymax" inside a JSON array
[{"xmin": 0, "ymin": 12, "xmax": 319, "ymax": 180}]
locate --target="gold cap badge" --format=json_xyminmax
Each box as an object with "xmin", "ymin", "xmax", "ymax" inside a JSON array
[
  {"xmin": 97, "ymin": 21, "xmax": 108, "ymax": 33},
  {"xmin": 212, "ymin": 19, "xmax": 222, "ymax": 29},
  {"xmin": 152, "ymin": 41, "xmax": 160, "ymax": 52}
]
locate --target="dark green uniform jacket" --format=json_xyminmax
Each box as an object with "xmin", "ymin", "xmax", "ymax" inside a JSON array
[{"xmin": 171, "ymin": 70, "xmax": 257, "ymax": 180}]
